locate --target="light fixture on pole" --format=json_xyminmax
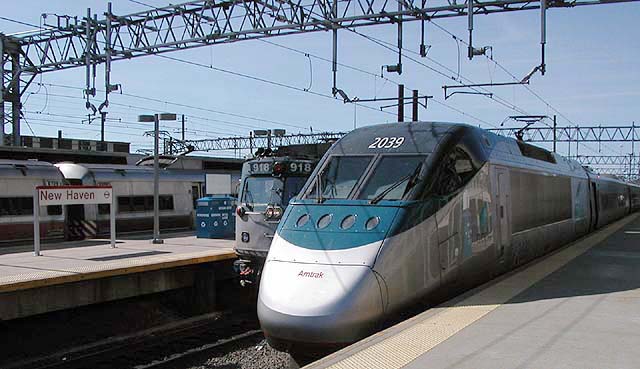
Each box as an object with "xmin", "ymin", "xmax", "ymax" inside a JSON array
[{"xmin": 138, "ymin": 112, "xmax": 177, "ymax": 244}]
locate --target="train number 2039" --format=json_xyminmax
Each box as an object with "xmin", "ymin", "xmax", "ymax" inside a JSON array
[{"xmin": 368, "ymin": 136, "xmax": 405, "ymax": 149}]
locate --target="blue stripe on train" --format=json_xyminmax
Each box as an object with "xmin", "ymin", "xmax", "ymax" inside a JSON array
[{"xmin": 277, "ymin": 200, "xmax": 404, "ymax": 250}]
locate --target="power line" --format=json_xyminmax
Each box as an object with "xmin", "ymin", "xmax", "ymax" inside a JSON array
[
  {"xmin": 0, "ymin": 16, "xmax": 41, "ymax": 29},
  {"xmin": 155, "ymin": 54, "xmax": 398, "ymax": 119},
  {"xmin": 33, "ymin": 82, "xmax": 313, "ymax": 131},
  {"xmin": 346, "ymin": 28, "xmax": 529, "ymax": 118},
  {"xmin": 258, "ymin": 35, "xmax": 499, "ymax": 128}
]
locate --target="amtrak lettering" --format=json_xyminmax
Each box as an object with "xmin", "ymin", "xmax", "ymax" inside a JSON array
[{"xmin": 297, "ymin": 270, "xmax": 324, "ymax": 279}]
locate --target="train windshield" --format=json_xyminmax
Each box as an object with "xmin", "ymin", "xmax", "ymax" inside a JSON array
[
  {"xmin": 358, "ymin": 155, "xmax": 426, "ymax": 202},
  {"xmin": 305, "ymin": 156, "xmax": 373, "ymax": 200},
  {"xmin": 283, "ymin": 176, "xmax": 307, "ymax": 206},
  {"xmin": 242, "ymin": 176, "xmax": 275, "ymax": 211}
]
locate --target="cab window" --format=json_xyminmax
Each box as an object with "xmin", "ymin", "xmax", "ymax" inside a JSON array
[
  {"xmin": 305, "ymin": 156, "xmax": 372, "ymax": 200},
  {"xmin": 358, "ymin": 155, "xmax": 426, "ymax": 201}
]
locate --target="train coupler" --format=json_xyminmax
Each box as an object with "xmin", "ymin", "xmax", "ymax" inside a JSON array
[{"xmin": 233, "ymin": 259, "xmax": 258, "ymax": 287}]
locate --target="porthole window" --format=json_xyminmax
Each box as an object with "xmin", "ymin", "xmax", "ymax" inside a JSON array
[
  {"xmin": 365, "ymin": 216, "xmax": 380, "ymax": 230},
  {"xmin": 296, "ymin": 214, "xmax": 310, "ymax": 227},
  {"xmin": 317, "ymin": 214, "xmax": 333, "ymax": 229},
  {"xmin": 340, "ymin": 215, "xmax": 356, "ymax": 230}
]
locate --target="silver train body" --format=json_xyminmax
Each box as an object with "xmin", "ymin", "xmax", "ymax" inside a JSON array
[
  {"xmin": 0, "ymin": 160, "xmax": 231, "ymax": 242},
  {"xmin": 257, "ymin": 122, "xmax": 640, "ymax": 352},
  {"xmin": 234, "ymin": 156, "xmax": 315, "ymax": 284}
]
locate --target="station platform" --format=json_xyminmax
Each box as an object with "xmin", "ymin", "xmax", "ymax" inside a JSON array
[
  {"xmin": 307, "ymin": 213, "xmax": 640, "ymax": 369},
  {"xmin": 0, "ymin": 234, "xmax": 236, "ymax": 320}
]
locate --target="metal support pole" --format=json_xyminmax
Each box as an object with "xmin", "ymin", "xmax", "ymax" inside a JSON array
[
  {"xmin": 110, "ymin": 187, "xmax": 116, "ymax": 248},
  {"xmin": 398, "ymin": 84, "xmax": 404, "ymax": 122},
  {"xmin": 540, "ymin": 0, "xmax": 547, "ymax": 75},
  {"xmin": 100, "ymin": 111, "xmax": 106, "ymax": 142},
  {"xmin": 331, "ymin": 0, "xmax": 338, "ymax": 95},
  {"xmin": 0, "ymin": 34, "xmax": 4, "ymax": 147},
  {"xmin": 632, "ymin": 122, "xmax": 635, "ymax": 178},
  {"xmin": 85, "ymin": 8, "xmax": 92, "ymax": 100},
  {"xmin": 553, "ymin": 115, "xmax": 557, "ymax": 153},
  {"xmin": 412, "ymin": 90, "xmax": 418, "ymax": 122},
  {"xmin": 267, "ymin": 129, "xmax": 272, "ymax": 150},
  {"xmin": 181, "ymin": 114, "xmax": 185, "ymax": 141},
  {"xmin": 397, "ymin": 0, "xmax": 403, "ymax": 74},
  {"xmin": 152, "ymin": 114, "xmax": 163, "ymax": 244},
  {"xmin": 576, "ymin": 125, "xmax": 579, "ymax": 157},
  {"xmin": 11, "ymin": 51, "xmax": 20, "ymax": 146},
  {"xmin": 467, "ymin": 0, "xmax": 474, "ymax": 59},
  {"xmin": 568, "ymin": 126, "xmax": 571, "ymax": 157},
  {"xmin": 34, "ymin": 187, "xmax": 40, "ymax": 256}
]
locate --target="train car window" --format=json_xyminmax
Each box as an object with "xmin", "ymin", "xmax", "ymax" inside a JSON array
[
  {"xmin": 357, "ymin": 155, "xmax": 426, "ymax": 201},
  {"xmin": 98, "ymin": 204, "xmax": 110, "ymax": 215},
  {"xmin": 305, "ymin": 156, "xmax": 372, "ymax": 200},
  {"xmin": 159, "ymin": 195, "xmax": 174, "ymax": 210},
  {"xmin": 0, "ymin": 197, "xmax": 34, "ymax": 216},
  {"xmin": 133, "ymin": 196, "xmax": 146, "ymax": 212},
  {"xmin": 117, "ymin": 196, "xmax": 132, "ymax": 213},
  {"xmin": 517, "ymin": 141, "xmax": 556, "ymax": 164},
  {"xmin": 47, "ymin": 205, "xmax": 62, "ymax": 216},
  {"xmin": 242, "ymin": 176, "xmax": 276, "ymax": 212},
  {"xmin": 433, "ymin": 147, "xmax": 477, "ymax": 198},
  {"xmin": 510, "ymin": 171, "xmax": 571, "ymax": 233},
  {"xmin": 283, "ymin": 177, "xmax": 307, "ymax": 206}
]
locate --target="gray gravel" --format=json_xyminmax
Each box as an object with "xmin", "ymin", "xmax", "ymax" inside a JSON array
[{"xmin": 186, "ymin": 337, "xmax": 290, "ymax": 369}]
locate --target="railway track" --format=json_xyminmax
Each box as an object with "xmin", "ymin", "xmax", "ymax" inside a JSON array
[{"xmin": 3, "ymin": 310, "xmax": 263, "ymax": 369}]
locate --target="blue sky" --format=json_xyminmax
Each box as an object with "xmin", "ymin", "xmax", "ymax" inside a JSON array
[{"xmin": 1, "ymin": 1, "xmax": 638, "ymax": 158}]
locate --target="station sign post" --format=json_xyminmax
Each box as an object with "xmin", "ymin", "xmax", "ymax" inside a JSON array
[{"xmin": 34, "ymin": 185, "xmax": 115, "ymax": 256}]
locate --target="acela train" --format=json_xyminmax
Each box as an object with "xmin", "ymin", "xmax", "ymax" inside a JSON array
[{"xmin": 257, "ymin": 121, "xmax": 640, "ymax": 354}]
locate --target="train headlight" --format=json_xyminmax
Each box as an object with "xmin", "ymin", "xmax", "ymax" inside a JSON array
[
  {"xmin": 272, "ymin": 206, "xmax": 283, "ymax": 220},
  {"xmin": 236, "ymin": 206, "xmax": 246, "ymax": 217},
  {"xmin": 265, "ymin": 206, "xmax": 275, "ymax": 219}
]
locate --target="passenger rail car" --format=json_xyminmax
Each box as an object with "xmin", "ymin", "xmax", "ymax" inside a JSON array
[
  {"xmin": 56, "ymin": 163, "xmax": 205, "ymax": 238},
  {"xmin": 257, "ymin": 121, "xmax": 640, "ymax": 355},
  {"xmin": 0, "ymin": 161, "xmax": 212, "ymax": 243},
  {"xmin": 0, "ymin": 160, "xmax": 65, "ymax": 241}
]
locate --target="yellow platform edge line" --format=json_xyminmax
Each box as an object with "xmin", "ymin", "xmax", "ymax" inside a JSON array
[
  {"xmin": 309, "ymin": 213, "xmax": 639, "ymax": 369},
  {"xmin": 0, "ymin": 252, "xmax": 237, "ymax": 294}
]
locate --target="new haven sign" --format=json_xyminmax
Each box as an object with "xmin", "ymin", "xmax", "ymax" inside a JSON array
[
  {"xmin": 37, "ymin": 185, "xmax": 113, "ymax": 206},
  {"xmin": 33, "ymin": 185, "xmax": 116, "ymax": 256}
]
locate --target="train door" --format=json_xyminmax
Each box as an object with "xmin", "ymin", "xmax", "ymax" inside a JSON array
[
  {"xmin": 191, "ymin": 184, "xmax": 201, "ymax": 228},
  {"xmin": 64, "ymin": 179, "xmax": 97, "ymax": 240},
  {"xmin": 589, "ymin": 181, "xmax": 598, "ymax": 230},
  {"xmin": 494, "ymin": 167, "xmax": 511, "ymax": 264}
]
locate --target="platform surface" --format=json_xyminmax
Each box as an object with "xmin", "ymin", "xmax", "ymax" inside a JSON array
[
  {"xmin": 308, "ymin": 213, "xmax": 640, "ymax": 369},
  {"xmin": 0, "ymin": 234, "xmax": 235, "ymax": 293}
]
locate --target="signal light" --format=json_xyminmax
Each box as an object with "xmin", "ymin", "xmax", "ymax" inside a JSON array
[
  {"xmin": 273, "ymin": 162, "xmax": 285, "ymax": 175},
  {"xmin": 236, "ymin": 206, "xmax": 246, "ymax": 217}
]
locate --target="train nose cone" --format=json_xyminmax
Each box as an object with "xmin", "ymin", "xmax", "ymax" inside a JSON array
[{"xmin": 257, "ymin": 260, "xmax": 384, "ymax": 350}]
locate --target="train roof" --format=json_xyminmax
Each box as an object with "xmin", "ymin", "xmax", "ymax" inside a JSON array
[
  {"xmin": 331, "ymin": 121, "xmax": 465, "ymax": 155},
  {"xmin": 0, "ymin": 159, "xmax": 55, "ymax": 167},
  {"xmin": 0, "ymin": 159, "xmax": 63, "ymax": 179},
  {"xmin": 55, "ymin": 162, "xmax": 205, "ymax": 182}
]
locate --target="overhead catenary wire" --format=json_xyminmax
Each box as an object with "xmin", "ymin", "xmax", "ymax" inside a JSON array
[{"xmin": 154, "ymin": 54, "xmax": 398, "ymax": 119}]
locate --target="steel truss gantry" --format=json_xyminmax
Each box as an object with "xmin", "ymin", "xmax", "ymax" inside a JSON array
[
  {"xmin": 183, "ymin": 131, "xmax": 346, "ymax": 151},
  {"xmin": 2, "ymin": 0, "xmax": 638, "ymax": 146},
  {"xmin": 489, "ymin": 124, "xmax": 640, "ymax": 143}
]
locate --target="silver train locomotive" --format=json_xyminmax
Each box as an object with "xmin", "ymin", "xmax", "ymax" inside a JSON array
[
  {"xmin": 257, "ymin": 121, "xmax": 640, "ymax": 354},
  {"xmin": 234, "ymin": 155, "xmax": 316, "ymax": 286}
]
